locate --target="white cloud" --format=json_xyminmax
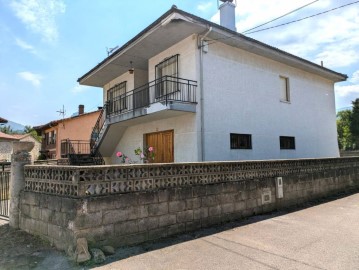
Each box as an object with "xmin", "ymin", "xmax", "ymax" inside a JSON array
[
  {"xmin": 350, "ymin": 70, "xmax": 359, "ymax": 84},
  {"xmin": 17, "ymin": 71, "xmax": 42, "ymax": 87},
  {"xmin": 210, "ymin": 11, "xmax": 220, "ymax": 24},
  {"xmin": 72, "ymin": 85, "xmax": 91, "ymax": 94},
  {"xmin": 315, "ymin": 48, "xmax": 359, "ymax": 69},
  {"xmin": 14, "ymin": 38, "xmax": 37, "ymax": 54},
  {"xmin": 235, "ymin": 0, "xmax": 359, "ymax": 70},
  {"xmin": 335, "ymin": 84, "xmax": 359, "ymax": 98},
  {"xmin": 197, "ymin": 2, "xmax": 214, "ymax": 12},
  {"xmin": 10, "ymin": 0, "xmax": 65, "ymax": 43}
]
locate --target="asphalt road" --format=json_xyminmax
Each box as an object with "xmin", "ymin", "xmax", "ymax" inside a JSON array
[{"xmin": 95, "ymin": 193, "xmax": 359, "ymax": 270}]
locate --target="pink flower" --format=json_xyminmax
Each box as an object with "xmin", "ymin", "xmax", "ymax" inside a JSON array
[
  {"xmin": 140, "ymin": 153, "xmax": 145, "ymax": 159},
  {"xmin": 125, "ymin": 157, "xmax": 130, "ymax": 163},
  {"xmin": 148, "ymin": 146, "xmax": 154, "ymax": 152},
  {"xmin": 116, "ymin": 151, "xmax": 122, "ymax": 157}
]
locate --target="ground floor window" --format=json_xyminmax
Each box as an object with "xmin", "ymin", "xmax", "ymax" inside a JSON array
[
  {"xmin": 230, "ymin": 133, "xmax": 252, "ymax": 149},
  {"xmin": 280, "ymin": 136, "xmax": 295, "ymax": 149}
]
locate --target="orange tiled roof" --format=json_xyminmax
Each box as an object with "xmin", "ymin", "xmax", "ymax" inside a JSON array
[{"xmin": 0, "ymin": 131, "xmax": 19, "ymax": 140}]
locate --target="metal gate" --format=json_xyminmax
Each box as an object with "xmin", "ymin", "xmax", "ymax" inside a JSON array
[{"xmin": 0, "ymin": 171, "xmax": 10, "ymax": 218}]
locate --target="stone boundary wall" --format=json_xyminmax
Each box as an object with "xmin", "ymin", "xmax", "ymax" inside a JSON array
[{"xmin": 19, "ymin": 157, "xmax": 359, "ymax": 255}]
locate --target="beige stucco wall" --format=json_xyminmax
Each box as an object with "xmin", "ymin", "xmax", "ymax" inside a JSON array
[
  {"xmin": 0, "ymin": 135, "xmax": 41, "ymax": 161},
  {"xmin": 39, "ymin": 112, "xmax": 100, "ymax": 160},
  {"xmin": 54, "ymin": 111, "xmax": 100, "ymax": 159},
  {"xmin": 0, "ymin": 141, "xmax": 13, "ymax": 161}
]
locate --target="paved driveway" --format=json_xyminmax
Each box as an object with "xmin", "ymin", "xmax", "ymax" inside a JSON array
[{"xmin": 96, "ymin": 193, "xmax": 359, "ymax": 270}]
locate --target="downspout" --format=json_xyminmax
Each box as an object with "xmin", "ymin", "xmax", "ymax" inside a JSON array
[{"xmin": 198, "ymin": 26, "xmax": 212, "ymax": 161}]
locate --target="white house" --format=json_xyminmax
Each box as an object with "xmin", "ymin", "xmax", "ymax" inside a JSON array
[{"xmin": 78, "ymin": 3, "xmax": 347, "ymax": 164}]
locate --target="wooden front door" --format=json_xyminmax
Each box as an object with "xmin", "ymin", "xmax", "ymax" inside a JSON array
[{"xmin": 145, "ymin": 130, "xmax": 174, "ymax": 163}]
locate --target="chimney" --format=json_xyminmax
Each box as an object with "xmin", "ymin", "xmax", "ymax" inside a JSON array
[
  {"xmin": 219, "ymin": 0, "xmax": 237, "ymax": 32},
  {"xmin": 78, "ymin": 104, "xmax": 84, "ymax": 115}
]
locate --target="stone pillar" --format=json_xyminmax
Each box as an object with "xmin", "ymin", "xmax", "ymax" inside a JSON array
[{"xmin": 9, "ymin": 141, "xmax": 34, "ymax": 228}]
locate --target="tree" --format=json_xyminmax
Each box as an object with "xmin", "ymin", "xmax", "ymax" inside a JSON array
[
  {"xmin": 350, "ymin": 98, "xmax": 359, "ymax": 148},
  {"xmin": 24, "ymin": 125, "xmax": 33, "ymax": 134},
  {"xmin": 24, "ymin": 126, "xmax": 42, "ymax": 142},
  {"xmin": 337, "ymin": 110, "xmax": 353, "ymax": 150},
  {"xmin": 0, "ymin": 125, "xmax": 14, "ymax": 134}
]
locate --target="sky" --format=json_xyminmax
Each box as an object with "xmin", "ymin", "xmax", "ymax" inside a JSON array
[{"xmin": 0, "ymin": 0, "xmax": 358, "ymax": 126}]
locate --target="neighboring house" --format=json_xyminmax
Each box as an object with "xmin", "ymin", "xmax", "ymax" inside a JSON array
[
  {"xmin": 78, "ymin": 3, "xmax": 347, "ymax": 164},
  {"xmin": 34, "ymin": 105, "xmax": 100, "ymax": 160},
  {"xmin": 0, "ymin": 132, "xmax": 41, "ymax": 161}
]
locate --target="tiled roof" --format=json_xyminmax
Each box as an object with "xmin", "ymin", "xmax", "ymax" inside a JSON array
[
  {"xmin": 0, "ymin": 131, "xmax": 19, "ymax": 140},
  {"xmin": 34, "ymin": 109, "xmax": 100, "ymax": 131}
]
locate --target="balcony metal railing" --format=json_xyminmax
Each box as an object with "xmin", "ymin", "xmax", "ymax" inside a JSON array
[
  {"xmin": 106, "ymin": 76, "xmax": 197, "ymax": 117},
  {"xmin": 61, "ymin": 139, "xmax": 91, "ymax": 157}
]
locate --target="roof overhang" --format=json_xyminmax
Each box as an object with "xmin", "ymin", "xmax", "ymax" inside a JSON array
[{"xmin": 78, "ymin": 7, "xmax": 347, "ymax": 87}]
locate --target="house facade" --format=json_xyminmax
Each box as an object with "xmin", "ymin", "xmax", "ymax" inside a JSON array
[
  {"xmin": 34, "ymin": 105, "xmax": 100, "ymax": 160},
  {"xmin": 78, "ymin": 4, "xmax": 346, "ymax": 164},
  {"xmin": 0, "ymin": 132, "xmax": 41, "ymax": 161}
]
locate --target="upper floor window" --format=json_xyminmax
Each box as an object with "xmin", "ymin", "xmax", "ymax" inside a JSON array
[
  {"xmin": 108, "ymin": 81, "xmax": 127, "ymax": 113},
  {"xmin": 46, "ymin": 130, "xmax": 56, "ymax": 145},
  {"xmin": 155, "ymin": 54, "xmax": 179, "ymax": 98},
  {"xmin": 280, "ymin": 136, "xmax": 295, "ymax": 149},
  {"xmin": 280, "ymin": 76, "xmax": 290, "ymax": 102},
  {"xmin": 230, "ymin": 133, "xmax": 252, "ymax": 149}
]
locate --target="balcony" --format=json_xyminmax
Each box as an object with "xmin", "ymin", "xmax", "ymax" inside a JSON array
[
  {"xmin": 90, "ymin": 76, "xmax": 197, "ymax": 156},
  {"xmin": 106, "ymin": 76, "xmax": 197, "ymax": 119}
]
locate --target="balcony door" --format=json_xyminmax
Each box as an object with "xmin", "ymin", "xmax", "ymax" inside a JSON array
[
  {"xmin": 145, "ymin": 130, "xmax": 174, "ymax": 163},
  {"xmin": 155, "ymin": 54, "xmax": 179, "ymax": 99},
  {"xmin": 108, "ymin": 81, "xmax": 127, "ymax": 115}
]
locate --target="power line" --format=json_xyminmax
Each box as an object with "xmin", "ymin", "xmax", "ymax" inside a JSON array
[
  {"xmin": 204, "ymin": 0, "xmax": 322, "ymax": 46},
  {"xmin": 242, "ymin": 0, "xmax": 319, "ymax": 34},
  {"xmin": 245, "ymin": 1, "xmax": 359, "ymax": 35}
]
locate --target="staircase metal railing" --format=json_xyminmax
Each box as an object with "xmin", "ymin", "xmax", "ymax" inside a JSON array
[{"xmin": 90, "ymin": 103, "xmax": 107, "ymax": 154}]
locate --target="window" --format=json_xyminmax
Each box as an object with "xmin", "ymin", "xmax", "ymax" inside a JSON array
[
  {"xmin": 155, "ymin": 54, "xmax": 179, "ymax": 98},
  {"xmin": 280, "ymin": 136, "xmax": 295, "ymax": 149},
  {"xmin": 46, "ymin": 130, "xmax": 56, "ymax": 145},
  {"xmin": 108, "ymin": 81, "xmax": 127, "ymax": 113},
  {"xmin": 280, "ymin": 76, "xmax": 290, "ymax": 102},
  {"xmin": 230, "ymin": 133, "xmax": 252, "ymax": 149}
]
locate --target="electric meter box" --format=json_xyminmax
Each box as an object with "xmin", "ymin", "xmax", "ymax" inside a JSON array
[{"xmin": 275, "ymin": 177, "xmax": 284, "ymax": 199}]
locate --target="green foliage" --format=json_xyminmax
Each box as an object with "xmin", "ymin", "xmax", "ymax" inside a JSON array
[
  {"xmin": 337, "ymin": 98, "xmax": 359, "ymax": 151},
  {"xmin": 350, "ymin": 99, "xmax": 359, "ymax": 145},
  {"xmin": 337, "ymin": 110, "xmax": 354, "ymax": 150},
  {"xmin": 25, "ymin": 127, "xmax": 42, "ymax": 142},
  {"xmin": 0, "ymin": 125, "xmax": 14, "ymax": 134}
]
